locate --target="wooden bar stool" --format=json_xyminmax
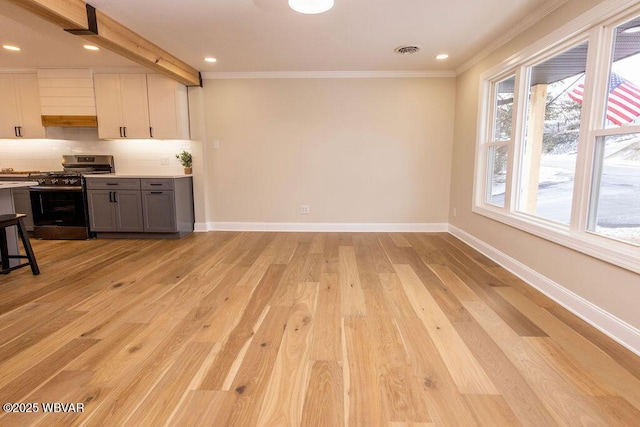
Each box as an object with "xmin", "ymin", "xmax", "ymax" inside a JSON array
[{"xmin": 0, "ymin": 213, "xmax": 40, "ymax": 275}]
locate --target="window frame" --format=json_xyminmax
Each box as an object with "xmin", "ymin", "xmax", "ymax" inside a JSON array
[
  {"xmin": 478, "ymin": 73, "xmax": 518, "ymax": 210},
  {"xmin": 473, "ymin": 4, "xmax": 640, "ymax": 275}
]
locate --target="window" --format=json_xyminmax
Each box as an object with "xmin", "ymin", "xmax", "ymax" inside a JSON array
[
  {"xmin": 485, "ymin": 76, "xmax": 515, "ymax": 207},
  {"xmin": 517, "ymin": 42, "xmax": 588, "ymax": 224},
  {"xmin": 587, "ymin": 16, "xmax": 640, "ymax": 245},
  {"xmin": 475, "ymin": 7, "xmax": 640, "ymax": 274},
  {"xmin": 588, "ymin": 133, "xmax": 640, "ymax": 244}
]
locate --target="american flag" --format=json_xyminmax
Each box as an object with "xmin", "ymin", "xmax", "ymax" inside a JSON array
[{"xmin": 568, "ymin": 73, "xmax": 640, "ymax": 126}]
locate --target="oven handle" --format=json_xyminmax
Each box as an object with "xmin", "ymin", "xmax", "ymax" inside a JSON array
[{"xmin": 29, "ymin": 186, "xmax": 84, "ymax": 192}]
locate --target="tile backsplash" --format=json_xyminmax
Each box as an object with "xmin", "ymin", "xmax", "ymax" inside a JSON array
[{"xmin": 0, "ymin": 137, "xmax": 192, "ymax": 174}]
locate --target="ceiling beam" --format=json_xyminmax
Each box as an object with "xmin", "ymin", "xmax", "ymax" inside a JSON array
[
  {"xmin": 7, "ymin": 0, "xmax": 201, "ymax": 86},
  {"xmin": 6, "ymin": 0, "xmax": 88, "ymax": 29},
  {"xmin": 82, "ymin": 10, "xmax": 201, "ymax": 86}
]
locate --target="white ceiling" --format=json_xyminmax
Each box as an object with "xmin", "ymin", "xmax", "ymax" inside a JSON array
[{"xmin": 0, "ymin": 0, "xmax": 560, "ymax": 74}]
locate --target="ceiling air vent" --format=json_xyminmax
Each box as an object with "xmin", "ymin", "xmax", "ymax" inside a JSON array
[{"xmin": 394, "ymin": 45, "xmax": 421, "ymax": 55}]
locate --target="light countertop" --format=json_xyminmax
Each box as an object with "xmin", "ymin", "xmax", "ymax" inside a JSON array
[
  {"xmin": 84, "ymin": 174, "xmax": 192, "ymax": 179},
  {"xmin": 0, "ymin": 181, "xmax": 38, "ymax": 189},
  {"xmin": 0, "ymin": 174, "xmax": 33, "ymax": 178}
]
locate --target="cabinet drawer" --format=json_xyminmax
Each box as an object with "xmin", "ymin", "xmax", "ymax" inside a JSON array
[
  {"xmin": 141, "ymin": 178, "xmax": 174, "ymax": 190},
  {"xmin": 85, "ymin": 178, "xmax": 141, "ymax": 190}
]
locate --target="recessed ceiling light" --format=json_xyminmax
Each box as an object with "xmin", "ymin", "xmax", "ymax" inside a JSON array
[
  {"xmin": 83, "ymin": 44, "xmax": 99, "ymax": 51},
  {"xmin": 436, "ymin": 53, "xmax": 449, "ymax": 60},
  {"xmin": 204, "ymin": 57, "xmax": 217, "ymax": 63},
  {"xmin": 622, "ymin": 25, "xmax": 640, "ymax": 34},
  {"xmin": 2, "ymin": 45, "xmax": 20, "ymax": 52},
  {"xmin": 288, "ymin": 0, "xmax": 334, "ymax": 14}
]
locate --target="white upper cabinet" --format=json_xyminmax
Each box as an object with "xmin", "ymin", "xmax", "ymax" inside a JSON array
[
  {"xmin": 94, "ymin": 73, "xmax": 189, "ymax": 140},
  {"xmin": 94, "ymin": 74, "xmax": 150, "ymax": 139},
  {"xmin": 0, "ymin": 74, "xmax": 45, "ymax": 139},
  {"xmin": 147, "ymin": 74, "xmax": 190, "ymax": 140}
]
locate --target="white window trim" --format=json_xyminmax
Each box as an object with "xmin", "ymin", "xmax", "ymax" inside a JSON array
[{"xmin": 473, "ymin": 0, "xmax": 640, "ymax": 275}]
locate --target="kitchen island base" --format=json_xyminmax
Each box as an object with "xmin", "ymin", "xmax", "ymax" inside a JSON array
[{"xmin": 0, "ymin": 181, "xmax": 38, "ymax": 268}]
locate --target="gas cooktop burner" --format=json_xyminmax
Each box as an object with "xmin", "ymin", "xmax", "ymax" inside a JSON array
[{"xmin": 30, "ymin": 170, "xmax": 112, "ymax": 181}]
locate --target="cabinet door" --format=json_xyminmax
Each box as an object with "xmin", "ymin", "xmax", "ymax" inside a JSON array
[
  {"xmin": 13, "ymin": 74, "xmax": 45, "ymax": 138},
  {"xmin": 0, "ymin": 75, "xmax": 20, "ymax": 138},
  {"xmin": 142, "ymin": 190, "xmax": 177, "ymax": 232},
  {"xmin": 120, "ymin": 74, "xmax": 150, "ymax": 139},
  {"xmin": 94, "ymin": 74, "xmax": 124, "ymax": 139},
  {"xmin": 87, "ymin": 190, "xmax": 118, "ymax": 231},
  {"xmin": 147, "ymin": 74, "xmax": 189, "ymax": 139},
  {"xmin": 115, "ymin": 190, "xmax": 144, "ymax": 232}
]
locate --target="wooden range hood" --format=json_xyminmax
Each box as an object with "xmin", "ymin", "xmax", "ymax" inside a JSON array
[
  {"xmin": 37, "ymin": 68, "xmax": 98, "ymax": 128},
  {"xmin": 41, "ymin": 115, "xmax": 97, "ymax": 127}
]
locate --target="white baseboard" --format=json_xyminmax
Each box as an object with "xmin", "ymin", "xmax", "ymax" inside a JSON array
[
  {"xmin": 200, "ymin": 222, "xmax": 448, "ymax": 233},
  {"xmin": 449, "ymin": 225, "xmax": 640, "ymax": 356},
  {"xmin": 194, "ymin": 223, "xmax": 208, "ymax": 232}
]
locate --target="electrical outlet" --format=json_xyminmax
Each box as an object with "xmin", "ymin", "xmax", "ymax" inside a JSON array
[
  {"xmin": 213, "ymin": 140, "xmax": 220, "ymax": 150},
  {"xmin": 300, "ymin": 205, "xmax": 310, "ymax": 214},
  {"xmin": 160, "ymin": 157, "xmax": 169, "ymax": 165},
  {"xmin": 453, "ymin": 207, "xmax": 457, "ymax": 217}
]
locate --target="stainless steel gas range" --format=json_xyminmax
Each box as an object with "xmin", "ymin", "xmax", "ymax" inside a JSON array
[{"xmin": 29, "ymin": 155, "xmax": 115, "ymax": 239}]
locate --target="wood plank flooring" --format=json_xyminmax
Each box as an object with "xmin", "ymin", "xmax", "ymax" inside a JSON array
[{"xmin": 0, "ymin": 232, "xmax": 639, "ymax": 426}]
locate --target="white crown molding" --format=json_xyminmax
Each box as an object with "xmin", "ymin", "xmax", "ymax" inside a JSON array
[
  {"xmin": 449, "ymin": 225, "xmax": 640, "ymax": 357},
  {"xmin": 462, "ymin": 0, "xmax": 640, "ymax": 77},
  {"xmin": 456, "ymin": 0, "xmax": 568, "ymax": 75},
  {"xmin": 201, "ymin": 222, "xmax": 449, "ymax": 232},
  {"xmin": 201, "ymin": 70, "xmax": 456, "ymax": 80}
]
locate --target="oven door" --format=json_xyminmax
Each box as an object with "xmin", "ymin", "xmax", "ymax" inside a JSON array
[{"xmin": 29, "ymin": 187, "xmax": 91, "ymax": 239}]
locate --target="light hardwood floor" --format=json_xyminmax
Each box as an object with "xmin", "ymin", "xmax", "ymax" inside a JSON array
[{"xmin": 0, "ymin": 232, "xmax": 639, "ymax": 426}]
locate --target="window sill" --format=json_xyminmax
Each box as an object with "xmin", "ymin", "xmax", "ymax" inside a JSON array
[{"xmin": 472, "ymin": 204, "xmax": 640, "ymax": 275}]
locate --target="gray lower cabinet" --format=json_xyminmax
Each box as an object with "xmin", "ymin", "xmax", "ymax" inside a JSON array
[
  {"xmin": 87, "ymin": 189, "xmax": 144, "ymax": 232},
  {"xmin": 142, "ymin": 190, "xmax": 176, "ymax": 232},
  {"xmin": 86, "ymin": 176, "xmax": 193, "ymax": 238}
]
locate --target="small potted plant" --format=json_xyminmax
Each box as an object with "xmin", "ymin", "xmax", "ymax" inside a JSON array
[{"xmin": 175, "ymin": 150, "xmax": 193, "ymax": 174}]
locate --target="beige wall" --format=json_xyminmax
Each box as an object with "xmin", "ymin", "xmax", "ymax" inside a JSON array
[
  {"xmin": 450, "ymin": 0, "xmax": 640, "ymax": 329},
  {"xmin": 202, "ymin": 77, "xmax": 455, "ymax": 224}
]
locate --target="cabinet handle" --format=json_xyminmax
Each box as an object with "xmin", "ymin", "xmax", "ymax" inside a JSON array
[
  {"xmin": 18, "ymin": 127, "xmax": 22, "ymax": 137},
  {"xmin": 123, "ymin": 127, "xmax": 127, "ymax": 138},
  {"xmin": 109, "ymin": 191, "xmax": 113, "ymax": 203},
  {"xmin": 149, "ymin": 127, "xmax": 154, "ymax": 138},
  {"xmin": 14, "ymin": 126, "xmax": 19, "ymax": 137},
  {"xmin": 106, "ymin": 183, "xmax": 118, "ymax": 186},
  {"xmin": 113, "ymin": 192, "xmax": 118, "ymax": 203},
  {"xmin": 150, "ymin": 191, "xmax": 163, "ymax": 194},
  {"xmin": 149, "ymin": 183, "xmax": 162, "ymax": 186}
]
